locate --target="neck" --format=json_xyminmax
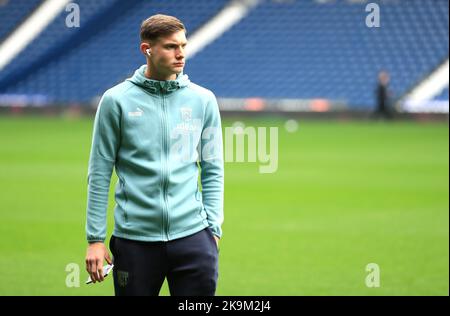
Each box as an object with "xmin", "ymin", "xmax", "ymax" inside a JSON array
[{"xmin": 145, "ymin": 63, "xmax": 177, "ymax": 81}]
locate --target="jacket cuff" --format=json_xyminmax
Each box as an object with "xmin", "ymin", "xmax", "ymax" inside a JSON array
[
  {"xmin": 208, "ymin": 224, "xmax": 222, "ymax": 239},
  {"xmin": 87, "ymin": 236, "xmax": 105, "ymax": 244}
]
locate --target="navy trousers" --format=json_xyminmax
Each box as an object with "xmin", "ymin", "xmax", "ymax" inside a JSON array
[{"xmin": 109, "ymin": 227, "xmax": 219, "ymax": 296}]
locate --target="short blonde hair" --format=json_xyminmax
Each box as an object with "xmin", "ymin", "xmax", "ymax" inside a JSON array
[{"xmin": 140, "ymin": 14, "xmax": 186, "ymax": 42}]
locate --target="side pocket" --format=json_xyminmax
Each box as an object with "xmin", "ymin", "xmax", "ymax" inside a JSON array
[
  {"xmin": 121, "ymin": 179, "xmax": 128, "ymax": 224},
  {"xmin": 196, "ymin": 183, "xmax": 207, "ymax": 219},
  {"xmin": 206, "ymin": 228, "xmax": 219, "ymax": 253},
  {"xmin": 116, "ymin": 172, "xmax": 128, "ymax": 224}
]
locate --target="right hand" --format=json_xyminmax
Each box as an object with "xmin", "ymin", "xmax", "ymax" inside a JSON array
[{"xmin": 85, "ymin": 242, "xmax": 112, "ymax": 283}]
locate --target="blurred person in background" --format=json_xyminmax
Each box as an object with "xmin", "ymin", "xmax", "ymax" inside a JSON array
[{"xmin": 373, "ymin": 70, "xmax": 394, "ymax": 119}]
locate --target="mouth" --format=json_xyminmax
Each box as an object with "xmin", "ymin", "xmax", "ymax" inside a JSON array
[{"xmin": 173, "ymin": 63, "xmax": 185, "ymax": 67}]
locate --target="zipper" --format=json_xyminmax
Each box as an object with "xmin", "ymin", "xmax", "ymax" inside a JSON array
[{"xmin": 160, "ymin": 90, "xmax": 170, "ymax": 241}]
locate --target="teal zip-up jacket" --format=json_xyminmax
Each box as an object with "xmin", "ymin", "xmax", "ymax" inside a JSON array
[{"xmin": 86, "ymin": 65, "xmax": 224, "ymax": 243}]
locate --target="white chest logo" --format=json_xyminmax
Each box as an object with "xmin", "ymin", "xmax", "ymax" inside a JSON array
[
  {"xmin": 180, "ymin": 107, "xmax": 192, "ymax": 122},
  {"xmin": 128, "ymin": 107, "xmax": 143, "ymax": 117}
]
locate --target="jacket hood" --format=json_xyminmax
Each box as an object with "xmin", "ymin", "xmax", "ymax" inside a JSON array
[{"xmin": 127, "ymin": 64, "xmax": 190, "ymax": 94}]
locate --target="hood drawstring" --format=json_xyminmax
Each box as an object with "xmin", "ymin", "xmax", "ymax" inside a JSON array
[{"xmin": 127, "ymin": 65, "xmax": 190, "ymax": 94}]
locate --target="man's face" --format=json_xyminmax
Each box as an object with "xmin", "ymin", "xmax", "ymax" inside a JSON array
[{"xmin": 146, "ymin": 30, "xmax": 187, "ymax": 77}]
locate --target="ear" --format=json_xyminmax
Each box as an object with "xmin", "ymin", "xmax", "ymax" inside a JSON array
[{"xmin": 140, "ymin": 42, "xmax": 152, "ymax": 57}]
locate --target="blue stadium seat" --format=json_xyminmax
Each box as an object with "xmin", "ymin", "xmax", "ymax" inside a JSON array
[
  {"xmin": 434, "ymin": 87, "xmax": 449, "ymax": 101},
  {"xmin": 0, "ymin": 0, "xmax": 42, "ymax": 41},
  {"xmin": 0, "ymin": 0, "xmax": 448, "ymax": 109},
  {"xmin": 185, "ymin": 0, "xmax": 448, "ymax": 109},
  {"xmin": 0, "ymin": 0, "xmax": 228, "ymax": 103}
]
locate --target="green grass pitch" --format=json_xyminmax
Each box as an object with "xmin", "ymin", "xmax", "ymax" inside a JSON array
[{"xmin": 0, "ymin": 116, "xmax": 448, "ymax": 295}]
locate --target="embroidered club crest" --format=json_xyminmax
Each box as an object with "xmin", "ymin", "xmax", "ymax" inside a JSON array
[
  {"xmin": 117, "ymin": 270, "xmax": 129, "ymax": 287},
  {"xmin": 180, "ymin": 107, "xmax": 192, "ymax": 122}
]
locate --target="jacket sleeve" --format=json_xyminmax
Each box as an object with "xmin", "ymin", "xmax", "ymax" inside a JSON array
[
  {"xmin": 200, "ymin": 92, "xmax": 224, "ymax": 239},
  {"xmin": 85, "ymin": 92, "xmax": 121, "ymax": 243}
]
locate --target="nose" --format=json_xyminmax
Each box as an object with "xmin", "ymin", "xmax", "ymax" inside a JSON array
[{"xmin": 176, "ymin": 47, "xmax": 185, "ymax": 59}]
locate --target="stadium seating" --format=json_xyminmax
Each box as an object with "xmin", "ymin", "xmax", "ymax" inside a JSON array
[
  {"xmin": 186, "ymin": 0, "xmax": 449, "ymax": 109},
  {"xmin": 0, "ymin": 0, "xmax": 448, "ymax": 109},
  {"xmin": 0, "ymin": 0, "xmax": 120, "ymax": 94},
  {"xmin": 0, "ymin": 0, "xmax": 228, "ymax": 102},
  {"xmin": 434, "ymin": 87, "xmax": 449, "ymax": 101},
  {"xmin": 0, "ymin": 0, "xmax": 42, "ymax": 41}
]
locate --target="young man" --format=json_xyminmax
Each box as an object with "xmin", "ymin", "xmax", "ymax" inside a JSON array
[{"xmin": 85, "ymin": 14, "xmax": 224, "ymax": 296}]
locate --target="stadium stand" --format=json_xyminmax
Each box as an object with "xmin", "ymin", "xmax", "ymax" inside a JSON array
[
  {"xmin": 0, "ymin": 0, "xmax": 42, "ymax": 41},
  {"xmin": 0, "ymin": 0, "xmax": 448, "ymax": 110},
  {"xmin": 0, "ymin": 0, "xmax": 228, "ymax": 103},
  {"xmin": 187, "ymin": 0, "xmax": 449, "ymax": 109}
]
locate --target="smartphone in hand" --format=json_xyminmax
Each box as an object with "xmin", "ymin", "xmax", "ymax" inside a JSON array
[{"xmin": 86, "ymin": 264, "xmax": 114, "ymax": 284}]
